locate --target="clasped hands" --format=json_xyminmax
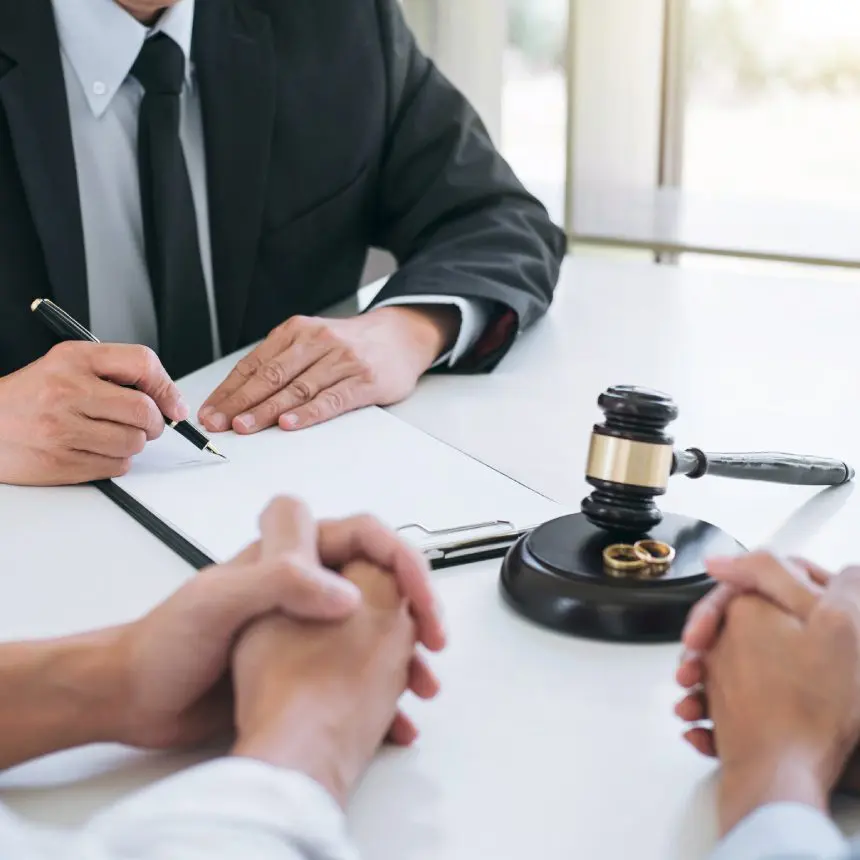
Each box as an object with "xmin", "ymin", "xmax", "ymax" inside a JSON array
[
  {"xmin": 675, "ymin": 551, "xmax": 860, "ymax": 836},
  {"xmin": 36, "ymin": 497, "xmax": 445, "ymax": 808}
]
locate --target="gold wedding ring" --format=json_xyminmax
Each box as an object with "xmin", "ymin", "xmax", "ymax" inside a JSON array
[
  {"xmin": 633, "ymin": 540, "xmax": 676, "ymax": 567},
  {"xmin": 602, "ymin": 540, "xmax": 676, "ymax": 579},
  {"xmin": 603, "ymin": 544, "xmax": 647, "ymax": 575}
]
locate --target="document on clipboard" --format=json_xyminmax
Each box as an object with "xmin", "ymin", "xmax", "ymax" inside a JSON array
[{"xmin": 111, "ymin": 406, "xmax": 567, "ymax": 570}]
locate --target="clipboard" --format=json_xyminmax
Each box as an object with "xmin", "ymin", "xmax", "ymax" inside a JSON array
[
  {"xmin": 108, "ymin": 406, "xmax": 566, "ymax": 573},
  {"xmin": 397, "ymin": 521, "xmax": 536, "ymax": 569},
  {"xmin": 95, "ymin": 480, "xmax": 537, "ymax": 572}
]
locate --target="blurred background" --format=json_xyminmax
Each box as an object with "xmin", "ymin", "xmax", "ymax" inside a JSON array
[{"xmin": 401, "ymin": 0, "xmax": 860, "ymax": 279}]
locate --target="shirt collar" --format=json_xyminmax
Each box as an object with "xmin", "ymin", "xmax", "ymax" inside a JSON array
[{"xmin": 51, "ymin": 0, "xmax": 196, "ymax": 119}]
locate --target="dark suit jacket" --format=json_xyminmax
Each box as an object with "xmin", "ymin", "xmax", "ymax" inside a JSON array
[{"xmin": 0, "ymin": 0, "xmax": 566, "ymax": 378}]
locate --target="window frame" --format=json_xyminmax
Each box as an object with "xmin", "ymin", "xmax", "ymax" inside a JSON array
[{"xmin": 407, "ymin": 0, "xmax": 860, "ymax": 270}]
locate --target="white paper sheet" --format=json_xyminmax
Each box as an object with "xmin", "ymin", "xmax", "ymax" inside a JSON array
[
  {"xmin": 117, "ymin": 407, "xmax": 566, "ymax": 561},
  {"xmin": 128, "ymin": 427, "xmax": 219, "ymax": 474}
]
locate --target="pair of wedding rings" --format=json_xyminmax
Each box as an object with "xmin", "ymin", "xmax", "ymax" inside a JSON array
[{"xmin": 602, "ymin": 540, "xmax": 676, "ymax": 579}]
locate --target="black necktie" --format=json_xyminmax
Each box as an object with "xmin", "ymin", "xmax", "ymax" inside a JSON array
[{"xmin": 132, "ymin": 33, "xmax": 213, "ymax": 379}]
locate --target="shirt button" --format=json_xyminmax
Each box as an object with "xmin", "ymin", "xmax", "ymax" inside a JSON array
[{"xmin": 93, "ymin": 81, "xmax": 107, "ymax": 96}]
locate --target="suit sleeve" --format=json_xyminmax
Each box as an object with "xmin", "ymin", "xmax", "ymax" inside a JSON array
[{"xmin": 366, "ymin": 0, "xmax": 567, "ymax": 373}]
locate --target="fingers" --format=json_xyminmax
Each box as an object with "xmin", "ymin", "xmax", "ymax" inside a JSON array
[
  {"xmin": 408, "ymin": 654, "xmax": 441, "ymax": 701},
  {"xmin": 341, "ymin": 562, "xmax": 424, "ymax": 748},
  {"xmin": 794, "ymin": 557, "xmax": 835, "ymax": 588},
  {"xmin": 199, "ymin": 331, "xmax": 300, "ymax": 421},
  {"xmin": 341, "ymin": 558, "xmax": 403, "ymax": 609},
  {"xmin": 214, "ymin": 345, "xmax": 328, "ymax": 432},
  {"xmin": 40, "ymin": 406, "xmax": 147, "ymax": 461},
  {"xmin": 682, "ymin": 584, "xmax": 738, "ymax": 653},
  {"xmin": 204, "ymin": 556, "xmax": 359, "ymax": 630},
  {"xmin": 706, "ymin": 551, "xmax": 824, "ymax": 622},
  {"xmin": 815, "ymin": 566, "xmax": 860, "ymax": 625},
  {"xmin": 675, "ymin": 686, "xmax": 716, "ymax": 759},
  {"xmin": 233, "ymin": 353, "xmax": 355, "ymax": 434},
  {"xmin": 83, "ymin": 380, "xmax": 165, "ymax": 441},
  {"xmin": 676, "ymin": 651, "xmax": 705, "ymax": 689},
  {"xmin": 83, "ymin": 344, "xmax": 188, "ymax": 423},
  {"xmin": 199, "ymin": 321, "xmax": 325, "ymax": 431},
  {"xmin": 74, "ymin": 420, "xmax": 148, "ymax": 459},
  {"xmin": 318, "ymin": 515, "xmax": 445, "ymax": 652},
  {"xmin": 388, "ymin": 711, "xmax": 420, "ymax": 747},
  {"xmin": 681, "ymin": 555, "xmax": 833, "ymax": 665},
  {"xmin": 34, "ymin": 450, "xmax": 132, "ymax": 485},
  {"xmin": 675, "ymin": 690, "xmax": 709, "ymax": 723},
  {"xmin": 683, "ymin": 727, "xmax": 717, "ymax": 758},
  {"xmin": 279, "ymin": 377, "xmax": 371, "ymax": 432}
]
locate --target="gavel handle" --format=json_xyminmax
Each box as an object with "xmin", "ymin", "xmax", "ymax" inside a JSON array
[{"xmin": 673, "ymin": 449, "xmax": 855, "ymax": 486}]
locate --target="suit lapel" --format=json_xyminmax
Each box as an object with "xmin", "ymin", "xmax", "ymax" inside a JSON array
[
  {"xmin": 194, "ymin": 0, "xmax": 276, "ymax": 354},
  {"xmin": 0, "ymin": 0, "xmax": 89, "ymax": 325}
]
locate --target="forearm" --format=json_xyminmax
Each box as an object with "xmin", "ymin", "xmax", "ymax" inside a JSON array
[{"xmin": 0, "ymin": 629, "xmax": 122, "ymax": 770}]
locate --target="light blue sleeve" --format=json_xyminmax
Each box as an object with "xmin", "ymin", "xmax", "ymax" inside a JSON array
[{"xmin": 710, "ymin": 803, "xmax": 850, "ymax": 860}]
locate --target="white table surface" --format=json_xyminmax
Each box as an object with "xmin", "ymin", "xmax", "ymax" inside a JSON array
[
  {"xmin": 568, "ymin": 184, "xmax": 860, "ymax": 268},
  {"xmin": 2, "ymin": 255, "xmax": 860, "ymax": 859}
]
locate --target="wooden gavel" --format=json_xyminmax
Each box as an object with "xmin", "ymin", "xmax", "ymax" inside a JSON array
[{"xmin": 581, "ymin": 386, "xmax": 854, "ymax": 534}]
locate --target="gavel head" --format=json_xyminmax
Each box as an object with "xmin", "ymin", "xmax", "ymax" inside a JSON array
[{"xmin": 581, "ymin": 386, "xmax": 679, "ymax": 534}]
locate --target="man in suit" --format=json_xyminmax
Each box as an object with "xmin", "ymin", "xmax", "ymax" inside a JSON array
[
  {"xmin": 677, "ymin": 552, "xmax": 860, "ymax": 859},
  {"xmin": 0, "ymin": 497, "xmax": 442, "ymax": 858},
  {"xmin": 0, "ymin": 0, "xmax": 564, "ymax": 486}
]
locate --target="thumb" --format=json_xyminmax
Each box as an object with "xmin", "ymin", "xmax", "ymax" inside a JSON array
[
  {"xmin": 259, "ymin": 496, "xmax": 320, "ymax": 564},
  {"xmin": 194, "ymin": 552, "xmax": 359, "ymax": 644},
  {"xmin": 268, "ymin": 555, "xmax": 361, "ymax": 620},
  {"xmin": 257, "ymin": 496, "xmax": 360, "ymax": 617}
]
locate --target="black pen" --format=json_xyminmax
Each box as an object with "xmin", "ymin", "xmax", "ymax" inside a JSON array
[{"xmin": 31, "ymin": 298, "xmax": 225, "ymax": 460}]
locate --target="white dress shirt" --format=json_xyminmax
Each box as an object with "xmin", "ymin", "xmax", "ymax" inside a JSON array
[
  {"xmin": 709, "ymin": 802, "xmax": 851, "ymax": 860},
  {"xmin": 51, "ymin": 0, "xmax": 488, "ymax": 372},
  {"xmin": 0, "ymin": 759, "xmax": 358, "ymax": 860}
]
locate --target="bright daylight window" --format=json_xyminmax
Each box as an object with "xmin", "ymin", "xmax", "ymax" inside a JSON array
[
  {"xmin": 502, "ymin": 0, "xmax": 567, "ymax": 224},
  {"xmin": 683, "ymin": 0, "xmax": 860, "ymax": 207}
]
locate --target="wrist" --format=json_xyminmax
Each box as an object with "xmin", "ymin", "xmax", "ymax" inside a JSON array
[
  {"xmin": 719, "ymin": 754, "xmax": 831, "ymax": 837},
  {"xmin": 232, "ymin": 691, "xmax": 356, "ymax": 809},
  {"xmin": 371, "ymin": 305, "xmax": 459, "ymax": 365}
]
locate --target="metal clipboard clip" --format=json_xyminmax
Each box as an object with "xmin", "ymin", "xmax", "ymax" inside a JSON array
[{"xmin": 396, "ymin": 520, "xmax": 534, "ymax": 568}]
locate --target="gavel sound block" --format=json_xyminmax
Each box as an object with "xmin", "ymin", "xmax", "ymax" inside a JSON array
[{"xmin": 500, "ymin": 386, "xmax": 854, "ymax": 643}]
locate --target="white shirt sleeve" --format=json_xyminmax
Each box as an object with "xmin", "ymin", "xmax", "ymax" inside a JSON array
[
  {"xmin": 371, "ymin": 295, "xmax": 491, "ymax": 367},
  {"xmin": 709, "ymin": 803, "xmax": 851, "ymax": 860},
  {"xmin": 0, "ymin": 759, "xmax": 359, "ymax": 860}
]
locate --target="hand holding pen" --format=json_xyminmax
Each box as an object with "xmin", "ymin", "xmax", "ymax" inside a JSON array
[{"xmin": 0, "ymin": 299, "xmax": 222, "ymax": 487}]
